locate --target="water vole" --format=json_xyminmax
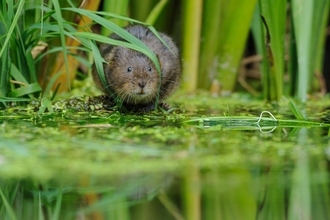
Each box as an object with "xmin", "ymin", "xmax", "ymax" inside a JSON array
[{"xmin": 92, "ymin": 25, "xmax": 181, "ymax": 111}]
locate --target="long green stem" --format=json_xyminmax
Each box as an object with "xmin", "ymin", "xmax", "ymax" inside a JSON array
[
  {"xmin": 292, "ymin": 0, "xmax": 330, "ymax": 102},
  {"xmin": 216, "ymin": 0, "xmax": 257, "ymax": 92},
  {"xmin": 259, "ymin": 0, "xmax": 286, "ymax": 101},
  {"xmin": 182, "ymin": 0, "xmax": 203, "ymax": 93},
  {"xmin": 198, "ymin": 0, "xmax": 222, "ymax": 89}
]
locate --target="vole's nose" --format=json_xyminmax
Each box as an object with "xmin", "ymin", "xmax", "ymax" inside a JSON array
[{"xmin": 138, "ymin": 81, "xmax": 146, "ymax": 89}]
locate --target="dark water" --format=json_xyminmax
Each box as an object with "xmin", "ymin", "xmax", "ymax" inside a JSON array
[{"xmin": 1, "ymin": 95, "xmax": 330, "ymax": 220}]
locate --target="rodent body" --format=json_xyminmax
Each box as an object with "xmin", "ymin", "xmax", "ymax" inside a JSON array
[{"xmin": 92, "ymin": 25, "xmax": 181, "ymax": 110}]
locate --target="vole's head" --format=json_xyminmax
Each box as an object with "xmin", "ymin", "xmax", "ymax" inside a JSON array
[{"xmin": 105, "ymin": 47, "xmax": 161, "ymax": 105}]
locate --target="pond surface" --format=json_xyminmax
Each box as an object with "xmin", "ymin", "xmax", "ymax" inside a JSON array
[{"xmin": 1, "ymin": 94, "xmax": 330, "ymax": 220}]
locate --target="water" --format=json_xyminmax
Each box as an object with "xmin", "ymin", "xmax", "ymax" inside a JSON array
[{"xmin": 1, "ymin": 94, "xmax": 330, "ymax": 220}]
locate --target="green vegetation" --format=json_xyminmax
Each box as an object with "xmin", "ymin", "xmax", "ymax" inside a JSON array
[
  {"xmin": 1, "ymin": 0, "xmax": 329, "ymax": 106},
  {"xmin": 1, "ymin": 0, "xmax": 330, "ymax": 219},
  {"xmin": 0, "ymin": 0, "xmax": 162, "ymax": 107}
]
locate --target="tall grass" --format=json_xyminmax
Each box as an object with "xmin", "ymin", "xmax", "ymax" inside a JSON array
[
  {"xmin": 187, "ymin": 0, "xmax": 329, "ymax": 101},
  {"xmin": 258, "ymin": 0, "xmax": 286, "ymax": 101},
  {"xmin": 291, "ymin": 0, "xmax": 330, "ymax": 102},
  {"xmin": 0, "ymin": 0, "xmax": 42, "ymax": 104},
  {"xmin": 0, "ymin": 0, "xmax": 162, "ymax": 107},
  {"xmin": 0, "ymin": 0, "xmax": 329, "ymax": 106},
  {"xmin": 182, "ymin": 0, "xmax": 257, "ymax": 92},
  {"xmin": 258, "ymin": 0, "xmax": 330, "ymax": 102}
]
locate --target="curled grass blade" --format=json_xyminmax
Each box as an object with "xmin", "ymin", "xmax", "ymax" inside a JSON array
[{"xmin": 186, "ymin": 113, "xmax": 329, "ymax": 131}]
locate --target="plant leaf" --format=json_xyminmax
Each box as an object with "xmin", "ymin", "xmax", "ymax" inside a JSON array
[{"xmin": 9, "ymin": 82, "xmax": 42, "ymax": 97}]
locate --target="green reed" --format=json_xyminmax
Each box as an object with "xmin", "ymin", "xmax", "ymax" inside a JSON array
[
  {"xmin": 291, "ymin": 0, "xmax": 330, "ymax": 102},
  {"xmin": 181, "ymin": 0, "xmax": 203, "ymax": 93},
  {"xmin": 257, "ymin": 0, "xmax": 286, "ymax": 101},
  {"xmin": 257, "ymin": 0, "xmax": 330, "ymax": 102},
  {"xmin": 180, "ymin": 0, "xmax": 329, "ymax": 101}
]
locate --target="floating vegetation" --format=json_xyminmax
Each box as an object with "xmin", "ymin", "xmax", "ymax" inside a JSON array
[{"xmin": 1, "ymin": 95, "xmax": 330, "ymax": 219}]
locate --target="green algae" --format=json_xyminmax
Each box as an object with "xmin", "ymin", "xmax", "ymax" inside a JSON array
[{"xmin": 0, "ymin": 94, "xmax": 329, "ymax": 182}]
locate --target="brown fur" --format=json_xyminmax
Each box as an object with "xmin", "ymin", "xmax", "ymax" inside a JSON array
[{"xmin": 92, "ymin": 25, "xmax": 181, "ymax": 107}]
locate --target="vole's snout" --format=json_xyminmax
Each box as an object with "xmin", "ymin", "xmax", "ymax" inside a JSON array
[{"xmin": 138, "ymin": 81, "xmax": 146, "ymax": 89}]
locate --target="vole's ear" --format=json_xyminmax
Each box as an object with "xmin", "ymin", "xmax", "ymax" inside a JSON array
[
  {"xmin": 103, "ymin": 47, "xmax": 116, "ymax": 64},
  {"xmin": 100, "ymin": 44, "xmax": 116, "ymax": 62}
]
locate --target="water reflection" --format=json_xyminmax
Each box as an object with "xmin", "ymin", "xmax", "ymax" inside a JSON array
[{"xmin": 0, "ymin": 105, "xmax": 330, "ymax": 219}]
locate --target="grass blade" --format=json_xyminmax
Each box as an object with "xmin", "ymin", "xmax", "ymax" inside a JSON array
[
  {"xmin": 0, "ymin": 0, "xmax": 25, "ymax": 57},
  {"xmin": 288, "ymin": 100, "xmax": 306, "ymax": 120},
  {"xmin": 10, "ymin": 63, "xmax": 28, "ymax": 84},
  {"xmin": 0, "ymin": 45, "xmax": 10, "ymax": 97},
  {"xmin": 52, "ymin": 189, "xmax": 62, "ymax": 220},
  {"xmin": 9, "ymin": 82, "xmax": 42, "ymax": 97},
  {"xmin": 259, "ymin": 0, "xmax": 286, "ymax": 101},
  {"xmin": 0, "ymin": 187, "xmax": 18, "ymax": 220},
  {"xmin": 198, "ymin": 0, "xmax": 222, "ymax": 89},
  {"xmin": 62, "ymin": 8, "xmax": 161, "ymax": 73},
  {"xmin": 52, "ymin": 0, "xmax": 70, "ymax": 91}
]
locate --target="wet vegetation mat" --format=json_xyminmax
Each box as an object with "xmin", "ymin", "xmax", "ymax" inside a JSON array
[{"xmin": 1, "ymin": 94, "xmax": 330, "ymax": 219}]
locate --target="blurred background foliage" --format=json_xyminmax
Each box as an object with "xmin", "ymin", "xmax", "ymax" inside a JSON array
[{"xmin": 0, "ymin": 0, "xmax": 329, "ymax": 106}]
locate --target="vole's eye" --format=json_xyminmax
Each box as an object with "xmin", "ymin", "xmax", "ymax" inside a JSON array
[
  {"xmin": 148, "ymin": 67, "xmax": 152, "ymax": 72},
  {"xmin": 127, "ymin": 67, "xmax": 132, "ymax": 72}
]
